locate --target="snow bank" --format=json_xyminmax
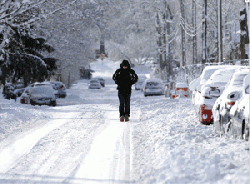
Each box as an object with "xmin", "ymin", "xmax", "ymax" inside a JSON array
[{"xmin": 131, "ymin": 97, "xmax": 249, "ymax": 184}]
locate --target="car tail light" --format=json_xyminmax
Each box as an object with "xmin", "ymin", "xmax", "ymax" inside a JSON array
[
  {"xmin": 60, "ymin": 85, "xmax": 65, "ymax": 89},
  {"xmin": 226, "ymin": 101, "xmax": 235, "ymax": 109},
  {"xmin": 20, "ymin": 99, "xmax": 25, "ymax": 104}
]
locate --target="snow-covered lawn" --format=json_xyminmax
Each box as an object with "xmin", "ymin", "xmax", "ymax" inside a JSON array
[{"xmin": 0, "ymin": 60, "xmax": 249, "ymax": 183}]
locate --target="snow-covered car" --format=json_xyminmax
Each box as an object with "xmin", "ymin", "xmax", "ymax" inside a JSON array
[
  {"xmin": 88, "ymin": 79, "xmax": 102, "ymax": 89},
  {"xmin": 93, "ymin": 77, "xmax": 105, "ymax": 87},
  {"xmin": 213, "ymin": 69, "xmax": 249, "ymax": 135},
  {"xmin": 142, "ymin": 78, "xmax": 164, "ymax": 97},
  {"xmin": 191, "ymin": 65, "xmax": 246, "ymax": 106},
  {"xmin": 135, "ymin": 75, "xmax": 147, "ymax": 90},
  {"xmin": 229, "ymin": 75, "xmax": 249, "ymax": 140},
  {"xmin": 170, "ymin": 82, "xmax": 189, "ymax": 99},
  {"xmin": 20, "ymin": 87, "xmax": 33, "ymax": 104},
  {"xmin": 196, "ymin": 68, "xmax": 238, "ymax": 125},
  {"xmin": 20, "ymin": 86, "xmax": 56, "ymax": 106},
  {"xmin": 13, "ymin": 88, "xmax": 25, "ymax": 97},
  {"xmin": 30, "ymin": 86, "xmax": 56, "ymax": 106},
  {"xmin": 191, "ymin": 65, "xmax": 230, "ymax": 105},
  {"xmin": 49, "ymin": 81, "xmax": 67, "ymax": 98}
]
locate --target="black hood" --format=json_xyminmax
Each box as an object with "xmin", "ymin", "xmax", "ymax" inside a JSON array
[{"xmin": 120, "ymin": 60, "xmax": 131, "ymax": 69}]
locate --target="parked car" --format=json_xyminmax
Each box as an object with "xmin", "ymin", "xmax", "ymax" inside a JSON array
[
  {"xmin": 190, "ymin": 65, "xmax": 246, "ymax": 105},
  {"xmin": 229, "ymin": 75, "xmax": 249, "ymax": 140},
  {"xmin": 13, "ymin": 88, "xmax": 25, "ymax": 97},
  {"xmin": 191, "ymin": 65, "xmax": 229, "ymax": 104},
  {"xmin": 20, "ymin": 87, "xmax": 33, "ymax": 104},
  {"xmin": 20, "ymin": 86, "xmax": 56, "ymax": 106},
  {"xmin": 93, "ymin": 77, "xmax": 105, "ymax": 87},
  {"xmin": 49, "ymin": 81, "xmax": 67, "ymax": 98},
  {"xmin": 195, "ymin": 68, "xmax": 238, "ymax": 125},
  {"xmin": 213, "ymin": 69, "xmax": 249, "ymax": 135},
  {"xmin": 169, "ymin": 82, "xmax": 189, "ymax": 99},
  {"xmin": 88, "ymin": 79, "xmax": 102, "ymax": 89},
  {"xmin": 142, "ymin": 78, "xmax": 164, "ymax": 97},
  {"xmin": 135, "ymin": 75, "xmax": 147, "ymax": 90}
]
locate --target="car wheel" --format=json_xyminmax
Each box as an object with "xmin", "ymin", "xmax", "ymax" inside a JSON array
[
  {"xmin": 244, "ymin": 125, "xmax": 249, "ymax": 141},
  {"xmin": 50, "ymin": 101, "xmax": 56, "ymax": 106},
  {"xmin": 219, "ymin": 115, "xmax": 224, "ymax": 136},
  {"xmin": 242, "ymin": 120, "xmax": 249, "ymax": 141},
  {"xmin": 30, "ymin": 99, "xmax": 35, "ymax": 106}
]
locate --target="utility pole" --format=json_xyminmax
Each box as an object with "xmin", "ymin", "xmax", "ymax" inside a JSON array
[
  {"xmin": 218, "ymin": 0, "xmax": 223, "ymax": 63},
  {"xmin": 202, "ymin": 0, "xmax": 207, "ymax": 64}
]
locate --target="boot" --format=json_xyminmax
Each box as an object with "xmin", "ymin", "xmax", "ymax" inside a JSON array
[
  {"xmin": 120, "ymin": 116, "xmax": 125, "ymax": 122},
  {"xmin": 125, "ymin": 115, "xmax": 129, "ymax": 122}
]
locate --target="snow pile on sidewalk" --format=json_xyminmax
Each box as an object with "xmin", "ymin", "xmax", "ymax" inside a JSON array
[
  {"xmin": 131, "ymin": 97, "xmax": 249, "ymax": 184},
  {"xmin": 0, "ymin": 95, "xmax": 53, "ymax": 139}
]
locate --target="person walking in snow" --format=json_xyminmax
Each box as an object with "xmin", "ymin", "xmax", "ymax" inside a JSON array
[{"xmin": 112, "ymin": 60, "xmax": 138, "ymax": 122}]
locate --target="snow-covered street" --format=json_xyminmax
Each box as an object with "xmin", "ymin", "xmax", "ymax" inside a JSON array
[{"xmin": 0, "ymin": 60, "xmax": 249, "ymax": 184}]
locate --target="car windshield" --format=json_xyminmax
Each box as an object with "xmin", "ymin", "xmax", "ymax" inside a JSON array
[
  {"xmin": 231, "ymin": 74, "xmax": 248, "ymax": 86},
  {"xmin": 31, "ymin": 87, "xmax": 53, "ymax": 95},
  {"xmin": 201, "ymin": 69, "xmax": 217, "ymax": 80},
  {"xmin": 208, "ymin": 71, "xmax": 234, "ymax": 84}
]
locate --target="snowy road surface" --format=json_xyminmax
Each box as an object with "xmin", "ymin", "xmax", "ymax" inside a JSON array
[{"xmin": 0, "ymin": 60, "xmax": 249, "ymax": 184}]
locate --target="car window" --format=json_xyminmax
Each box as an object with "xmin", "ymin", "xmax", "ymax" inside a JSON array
[
  {"xmin": 232, "ymin": 74, "xmax": 248, "ymax": 86},
  {"xmin": 146, "ymin": 82, "xmax": 161, "ymax": 87},
  {"xmin": 31, "ymin": 87, "xmax": 54, "ymax": 95}
]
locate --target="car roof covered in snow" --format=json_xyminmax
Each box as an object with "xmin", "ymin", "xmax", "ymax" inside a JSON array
[
  {"xmin": 90, "ymin": 79, "xmax": 100, "ymax": 82},
  {"xmin": 176, "ymin": 83, "xmax": 188, "ymax": 88},
  {"xmin": 227, "ymin": 69, "xmax": 249, "ymax": 87},
  {"xmin": 199, "ymin": 65, "xmax": 247, "ymax": 84},
  {"xmin": 206, "ymin": 68, "xmax": 237, "ymax": 84},
  {"xmin": 144, "ymin": 78, "xmax": 163, "ymax": 83}
]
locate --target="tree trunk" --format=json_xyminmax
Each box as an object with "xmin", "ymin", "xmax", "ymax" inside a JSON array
[
  {"xmin": 202, "ymin": 0, "xmax": 207, "ymax": 64},
  {"xmin": 192, "ymin": 0, "xmax": 197, "ymax": 65},
  {"xmin": 180, "ymin": 0, "xmax": 186, "ymax": 66},
  {"xmin": 218, "ymin": 0, "xmax": 223, "ymax": 63},
  {"xmin": 156, "ymin": 11, "xmax": 163, "ymax": 70}
]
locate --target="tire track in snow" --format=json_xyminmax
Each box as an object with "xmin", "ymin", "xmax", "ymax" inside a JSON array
[
  {"xmin": 73, "ymin": 105, "xmax": 133, "ymax": 183},
  {"xmin": 0, "ymin": 111, "xmax": 78, "ymax": 173}
]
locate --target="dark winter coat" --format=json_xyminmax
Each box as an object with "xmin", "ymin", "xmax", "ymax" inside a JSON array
[{"xmin": 112, "ymin": 60, "xmax": 138, "ymax": 94}]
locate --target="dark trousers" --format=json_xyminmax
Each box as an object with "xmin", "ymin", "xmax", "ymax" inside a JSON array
[{"xmin": 118, "ymin": 91, "xmax": 131, "ymax": 117}]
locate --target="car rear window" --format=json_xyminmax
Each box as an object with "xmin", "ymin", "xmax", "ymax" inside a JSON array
[
  {"xmin": 146, "ymin": 82, "xmax": 161, "ymax": 87},
  {"xmin": 31, "ymin": 87, "xmax": 54, "ymax": 95},
  {"xmin": 232, "ymin": 74, "xmax": 248, "ymax": 86}
]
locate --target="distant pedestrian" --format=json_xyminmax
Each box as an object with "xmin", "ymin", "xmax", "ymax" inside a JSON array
[{"xmin": 112, "ymin": 60, "xmax": 138, "ymax": 122}]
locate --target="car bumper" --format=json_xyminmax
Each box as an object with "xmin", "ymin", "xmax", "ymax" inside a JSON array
[
  {"xmin": 31, "ymin": 99, "xmax": 55, "ymax": 106},
  {"xmin": 144, "ymin": 89, "xmax": 163, "ymax": 95}
]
